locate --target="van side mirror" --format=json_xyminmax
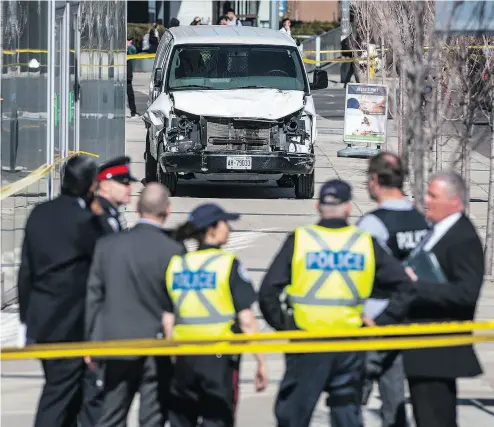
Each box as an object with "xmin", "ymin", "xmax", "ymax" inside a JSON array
[
  {"xmin": 154, "ymin": 68, "xmax": 163, "ymax": 88},
  {"xmin": 310, "ymin": 69, "xmax": 328, "ymax": 90}
]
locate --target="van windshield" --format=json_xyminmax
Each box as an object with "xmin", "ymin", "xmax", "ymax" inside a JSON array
[{"xmin": 166, "ymin": 44, "xmax": 308, "ymax": 92}]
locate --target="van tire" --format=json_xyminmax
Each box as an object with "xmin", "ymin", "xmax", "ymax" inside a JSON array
[
  {"xmin": 157, "ymin": 143, "xmax": 177, "ymax": 195},
  {"xmin": 144, "ymin": 131, "xmax": 158, "ymax": 183},
  {"xmin": 295, "ymin": 171, "xmax": 314, "ymax": 199}
]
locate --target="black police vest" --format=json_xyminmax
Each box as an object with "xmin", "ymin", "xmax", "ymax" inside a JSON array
[{"xmin": 371, "ymin": 207, "xmax": 430, "ymax": 261}]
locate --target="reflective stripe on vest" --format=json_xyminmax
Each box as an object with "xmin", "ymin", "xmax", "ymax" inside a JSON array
[
  {"xmin": 165, "ymin": 249, "xmax": 236, "ymax": 340},
  {"xmin": 173, "ymin": 253, "xmax": 234, "ymax": 325},
  {"xmin": 289, "ymin": 227, "xmax": 366, "ymax": 307},
  {"xmin": 286, "ymin": 225, "xmax": 375, "ymax": 331}
]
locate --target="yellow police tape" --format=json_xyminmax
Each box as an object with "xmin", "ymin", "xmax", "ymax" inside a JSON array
[
  {"xmin": 2, "ymin": 321, "xmax": 493, "ymax": 360},
  {"xmin": 0, "ymin": 151, "xmax": 99, "ymax": 201}
]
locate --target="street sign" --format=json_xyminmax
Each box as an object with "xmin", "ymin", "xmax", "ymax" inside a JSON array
[
  {"xmin": 435, "ymin": 0, "xmax": 494, "ymax": 34},
  {"xmin": 343, "ymin": 83, "xmax": 388, "ymax": 147}
]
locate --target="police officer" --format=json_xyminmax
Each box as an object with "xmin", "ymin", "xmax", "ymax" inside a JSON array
[
  {"xmin": 259, "ymin": 179, "xmax": 414, "ymax": 427},
  {"xmin": 163, "ymin": 203, "xmax": 268, "ymax": 427},
  {"xmin": 91, "ymin": 156, "xmax": 137, "ymax": 232},
  {"xmin": 80, "ymin": 155, "xmax": 137, "ymax": 427},
  {"xmin": 17, "ymin": 155, "xmax": 103, "ymax": 427},
  {"xmin": 357, "ymin": 152, "xmax": 429, "ymax": 426}
]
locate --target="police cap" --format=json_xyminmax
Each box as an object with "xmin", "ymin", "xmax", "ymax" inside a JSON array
[
  {"xmin": 188, "ymin": 203, "xmax": 240, "ymax": 230},
  {"xmin": 61, "ymin": 155, "xmax": 98, "ymax": 198},
  {"xmin": 319, "ymin": 179, "xmax": 352, "ymax": 205},
  {"xmin": 96, "ymin": 156, "xmax": 138, "ymax": 184}
]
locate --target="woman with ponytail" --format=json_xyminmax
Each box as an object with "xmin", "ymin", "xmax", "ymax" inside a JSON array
[{"xmin": 164, "ymin": 203, "xmax": 268, "ymax": 427}]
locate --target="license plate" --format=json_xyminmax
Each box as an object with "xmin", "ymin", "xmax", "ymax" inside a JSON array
[{"xmin": 226, "ymin": 156, "xmax": 252, "ymax": 170}]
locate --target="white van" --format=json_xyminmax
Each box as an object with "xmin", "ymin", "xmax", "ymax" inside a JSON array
[{"xmin": 143, "ymin": 26, "xmax": 328, "ymax": 198}]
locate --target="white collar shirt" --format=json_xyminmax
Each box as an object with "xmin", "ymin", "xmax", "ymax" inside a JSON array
[{"xmin": 423, "ymin": 212, "xmax": 462, "ymax": 251}]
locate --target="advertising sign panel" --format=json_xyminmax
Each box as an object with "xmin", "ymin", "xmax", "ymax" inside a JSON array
[{"xmin": 343, "ymin": 83, "xmax": 388, "ymax": 146}]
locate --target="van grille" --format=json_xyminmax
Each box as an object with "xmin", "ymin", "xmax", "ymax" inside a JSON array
[{"xmin": 206, "ymin": 118, "xmax": 271, "ymax": 151}]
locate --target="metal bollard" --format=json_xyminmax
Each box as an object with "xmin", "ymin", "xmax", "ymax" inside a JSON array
[{"xmin": 10, "ymin": 107, "xmax": 19, "ymax": 170}]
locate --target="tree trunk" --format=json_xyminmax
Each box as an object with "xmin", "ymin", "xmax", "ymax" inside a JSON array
[{"xmin": 485, "ymin": 106, "xmax": 494, "ymax": 276}]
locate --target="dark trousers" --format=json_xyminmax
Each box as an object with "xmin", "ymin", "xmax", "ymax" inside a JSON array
[
  {"xmin": 408, "ymin": 378, "xmax": 457, "ymax": 427},
  {"xmin": 96, "ymin": 356, "xmax": 172, "ymax": 427},
  {"xmin": 169, "ymin": 355, "xmax": 239, "ymax": 427},
  {"xmin": 34, "ymin": 358, "xmax": 86, "ymax": 427},
  {"xmin": 79, "ymin": 364, "xmax": 105, "ymax": 427},
  {"xmin": 275, "ymin": 352, "xmax": 365, "ymax": 427},
  {"xmin": 364, "ymin": 351, "xmax": 407, "ymax": 427},
  {"xmin": 127, "ymin": 79, "xmax": 136, "ymax": 114},
  {"xmin": 341, "ymin": 62, "xmax": 360, "ymax": 86}
]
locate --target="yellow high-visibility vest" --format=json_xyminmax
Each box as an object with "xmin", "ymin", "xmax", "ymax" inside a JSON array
[
  {"xmin": 165, "ymin": 248, "xmax": 236, "ymax": 339},
  {"xmin": 287, "ymin": 224, "xmax": 375, "ymax": 331}
]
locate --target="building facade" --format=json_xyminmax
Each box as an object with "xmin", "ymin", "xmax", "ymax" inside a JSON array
[{"xmin": 128, "ymin": 0, "xmax": 273, "ymax": 27}]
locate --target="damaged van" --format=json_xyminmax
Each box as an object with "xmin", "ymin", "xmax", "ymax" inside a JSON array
[{"xmin": 142, "ymin": 25, "xmax": 328, "ymax": 198}]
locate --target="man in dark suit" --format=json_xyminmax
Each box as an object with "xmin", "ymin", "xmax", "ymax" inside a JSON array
[
  {"xmin": 404, "ymin": 171, "xmax": 485, "ymax": 427},
  {"xmin": 85, "ymin": 182, "xmax": 183, "ymax": 427},
  {"xmin": 17, "ymin": 154, "xmax": 102, "ymax": 427}
]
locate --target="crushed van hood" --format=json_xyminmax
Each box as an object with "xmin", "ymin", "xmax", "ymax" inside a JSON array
[{"xmin": 171, "ymin": 89, "xmax": 306, "ymax": 120}]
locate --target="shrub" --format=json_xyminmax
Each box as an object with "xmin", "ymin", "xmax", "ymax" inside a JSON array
[{"xmin": 291, "ymin": 21, "xmax": 339, "ymax": 36}]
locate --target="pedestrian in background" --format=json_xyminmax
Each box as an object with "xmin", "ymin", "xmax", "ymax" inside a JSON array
[
  {"xmin": 279, "ymin": 18, "xmax": 291, "ymax": 37},
  {"xmin": 226, "ymin": 7, "xmax": 242, "ymax": 26},
  {"xmin": 17, "ymin": 154, "xmax": 103, "ymax": 427},
  {"xmin": 259, "ymin": 179, "xmax": 414, "ymax": 427},
  {"xmin": 148, "ymin": 22, "xmax": 160, "ymax": 53},
  {"xmin": 126, "ymin": 38, "xmax": 138, "ymax": 117},
  {"xmin": 85, "ymin": 183, "xmax": 183, "ymax": 427},
  {"xmin": 403, "ymin": 171, "xmax": 485, "ymax": 427},
  {"xmin": 165, "ymin": 203, "xmax": 268, "ymax": 427},
  {"xmin": 190, "ymin": 16, "xmax": 201, "ymax": 25}
]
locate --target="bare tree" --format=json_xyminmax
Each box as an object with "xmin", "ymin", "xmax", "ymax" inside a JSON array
[{"xmin": 350, "ymin": 0, "xmax": 494, "ymax": 273}]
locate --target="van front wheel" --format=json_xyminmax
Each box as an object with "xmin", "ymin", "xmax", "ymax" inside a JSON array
[{"xmin": 295, "ymin": 171, "xmax": 315, "ymax": 199}]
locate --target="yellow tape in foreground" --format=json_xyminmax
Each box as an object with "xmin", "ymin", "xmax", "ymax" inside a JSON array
[
  {"xmin": 2, "ymin": 334, "xmax": 493, "ymax": 360},
  {"xmin": 127, "ymin": 53, "xmax": 157, "ymax": 60},
  {"xmin": 2, "ymin": 321, "xmax": 493, "ymax": 360},
  {"xmin": 0, "ymin": 151, "xmax": 99, "ymax": 201}
]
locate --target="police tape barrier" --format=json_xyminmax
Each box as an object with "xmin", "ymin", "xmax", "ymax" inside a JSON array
[
  {"xmin": 0, "ymin": 151, "xmax": 99, "ymax": 201},
  {"xmin": 2, "ymin": 321, "xmax": 494, "ymax": 360},
  {"xmin": 2, "ymin": 333, "xmax": 494, "ymax": 360},
  {"xmin": 127, "ymin": 53, "xmax": 158, "ymax": 60}
]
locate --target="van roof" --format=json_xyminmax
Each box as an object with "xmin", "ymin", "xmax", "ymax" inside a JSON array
[{"xmin": 168, "ymin": 26, "xmax": 298, "ymax": 48}]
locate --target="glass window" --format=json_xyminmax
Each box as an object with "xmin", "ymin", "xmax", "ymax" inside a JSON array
[{"xmin": 165, "ymin": 44, "xmax": 308, "ymax": 92}]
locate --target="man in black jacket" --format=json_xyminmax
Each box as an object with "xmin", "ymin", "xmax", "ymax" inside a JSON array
[
  {"xmin": 404, "ymin": 171, "xmax": 484, "ymax": 427},
  {"xmin": 259, "ymin": 179, "xmax": 414, "ymax": 427},
  {"xmin": 17, "ymin": 155, "xmax": 102, "ymax": 427}
]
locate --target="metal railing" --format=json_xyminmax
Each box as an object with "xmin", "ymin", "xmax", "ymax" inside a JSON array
[{"xmin": 298, "ymin": 27, "xmax": 342, "ymax": 73}]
